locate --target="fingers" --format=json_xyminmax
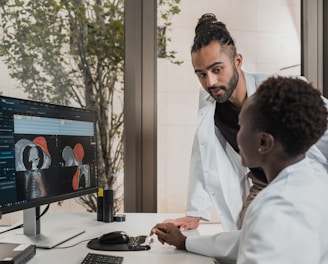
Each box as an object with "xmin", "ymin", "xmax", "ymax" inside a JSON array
[
  {"xmin": 151, "ymin": 223, "xmax": 175, "ymax": 245},
  {"xmin": 149, "ymin": 228, "xmax": 155, "ymax": 236},
  {"xmin": 152, "ymin": 224, "xmax": 169, "ymax": 238},
  {"xmin": 151, "ymin": 228, "xmax": 167, "ymax": 244},
  {"xmin": 150, "ymin": 223, "xmax": 165, "ymax": 235},
  {"xmin": 162, "ymin": 217, "xmax": 188, "ymax": 227},
  {"xmin": 150, "ymin": 223, "xmax": 187, "ymax": 250},
  {"xmin": 153, "ymin": 223, "xmax": 172, "ymax": 232},
  {"xmin": 162, "ymin": 216, "xmax": 201, "ymax": 230}
]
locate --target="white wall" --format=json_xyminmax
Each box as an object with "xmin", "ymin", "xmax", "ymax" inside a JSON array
[{"xmin": 157, "ymin": 0, "xmax": 301, "ymax": 214}]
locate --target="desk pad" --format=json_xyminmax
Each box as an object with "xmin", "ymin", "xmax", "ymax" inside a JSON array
[{"xmin": 87, "ymin": 235, "xmax": 151, "ymax": 251}]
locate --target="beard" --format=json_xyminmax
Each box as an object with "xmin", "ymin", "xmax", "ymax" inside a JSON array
[{"xmin": 208, "ymin": 66, "xmax": 239, "ymax": 103}]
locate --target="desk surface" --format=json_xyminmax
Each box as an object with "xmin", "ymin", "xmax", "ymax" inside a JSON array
[{"xmin": 0, "ymin": 212, "xmax": 220, "ymax": 264}]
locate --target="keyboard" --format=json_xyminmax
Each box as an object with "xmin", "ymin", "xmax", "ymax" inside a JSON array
[{"xmin": 81, "ymin": 252, "xmax": 124, "ymax": 264}]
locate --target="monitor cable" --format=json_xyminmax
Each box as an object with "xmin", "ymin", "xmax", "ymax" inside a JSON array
[{"xmin": 1, "ymin": 204, "xmax": 50, "ymax": 233}]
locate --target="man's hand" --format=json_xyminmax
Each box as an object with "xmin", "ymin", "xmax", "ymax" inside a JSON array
[
  {"xmin": 150, "ymin": 223, "xmax": 187, "ymax": 250},
  {"xmin": 163, "ymin": 216, "xmax": 201, "ymax": 231}
]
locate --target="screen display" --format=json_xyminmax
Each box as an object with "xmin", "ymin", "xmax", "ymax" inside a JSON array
[{"xmin": 0, "ymin": 96, "xmax": 98, "ymax": 214}]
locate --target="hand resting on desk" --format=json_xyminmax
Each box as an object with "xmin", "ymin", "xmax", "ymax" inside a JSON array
[
  {"xmin": 162, "ymin": 216, "xmax": 200, "ymax": 231},
  {"xmin": 150, "ymin": 222, "xmax": 187, "ymax": 250}
]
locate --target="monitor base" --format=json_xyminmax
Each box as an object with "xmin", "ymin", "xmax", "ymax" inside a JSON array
[
  {"xmin": 0, "ymin": 208, "xmax": 85, "ymax": 248},
  {"xmin": 0, "ymin": 227, "xmax": 85, "ymax": 248}
]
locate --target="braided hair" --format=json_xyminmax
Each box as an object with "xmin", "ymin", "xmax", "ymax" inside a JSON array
[
  {"xmin": 191, "ymin": 13, "xmax": 237, "ymax": 59},
  {"xmin": 247, "ymin": 76, "xmax": 328, "ymax": 156}
]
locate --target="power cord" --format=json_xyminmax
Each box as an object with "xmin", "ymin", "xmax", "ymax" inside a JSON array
[{"xmin": 55, "ymin": 239, "xmax": 91, "ymax": 249}]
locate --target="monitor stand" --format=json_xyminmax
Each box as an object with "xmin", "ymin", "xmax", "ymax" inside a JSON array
[{"xmin": 0, "ymin": 207, "xmax": 85, "ymax": 249}]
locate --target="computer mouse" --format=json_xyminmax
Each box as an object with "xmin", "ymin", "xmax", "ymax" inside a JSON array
[{"xmin": 98, "ymin": 231, "xmax": 130, "ymax": 244}]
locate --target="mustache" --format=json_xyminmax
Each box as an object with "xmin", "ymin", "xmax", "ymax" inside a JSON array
[{"xmin": 208, "ymin": 86, "xmax": 227, "ymax": 92}]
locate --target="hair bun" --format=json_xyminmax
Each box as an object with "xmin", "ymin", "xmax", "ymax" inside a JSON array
[
  {"xmin": 191, "ymin": 13, "xmax": 235, "ymax": 53},
  {"xmin": 195, "ymin": 13, "xmax": 227, "ymax": 35},
  {"xmin": 198, "ymin": 13, "xmax": 217, "ymax": 24}
]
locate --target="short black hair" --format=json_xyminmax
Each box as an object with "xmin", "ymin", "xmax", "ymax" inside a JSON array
[
  {"xmin": 248, "ymin": 76, "xmax": 328, "ymax": 156},
  {"xmin": 191, "ymin": 13, "xmax": 236, "ymax": 58}
]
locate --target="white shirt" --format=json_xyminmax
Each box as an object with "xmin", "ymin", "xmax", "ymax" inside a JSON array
[{"xmin": 186, "ymin": 158, "xmax": 328, "ymax": 264}]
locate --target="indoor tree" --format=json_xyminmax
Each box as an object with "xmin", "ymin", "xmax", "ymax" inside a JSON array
[{"xmin": 0, "ymin": 0, "xmax": 181, "ymax": 212}]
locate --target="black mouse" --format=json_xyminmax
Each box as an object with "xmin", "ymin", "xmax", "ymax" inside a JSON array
[{"xmin": 98, "ymin": 231, "xmax": 130, "ymax": 244}]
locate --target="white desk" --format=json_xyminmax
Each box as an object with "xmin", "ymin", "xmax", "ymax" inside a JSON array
[{"xmin": 0, "ymin": 212, "xmax": 221, "ymax": 264}]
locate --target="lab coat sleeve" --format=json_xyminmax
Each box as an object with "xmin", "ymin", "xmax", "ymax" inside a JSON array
[
  {"xmin": 186, "ymin": 231, "xmax": 240, "ymax": 264},
  {"xmin": 314, "ymin": 96, "xmax": 328, "ymax": 160},
  {"xmin": 185, "ymin": 133, "xmax": 212, "ymax": 221},
  {"xmin": 237, "ymin": 196, "xmax": 321, "ymax": 264},
  {"xmin": 306, "ymin": 96, "xmax": 328, "ymax": 169}
]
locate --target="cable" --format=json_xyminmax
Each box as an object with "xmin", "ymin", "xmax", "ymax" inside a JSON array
[
  {"xmin": 36, "ymin": 204, "xmax": 50, "ymax": 220},
  {"xmin": 1, "ymin": 204, "xmax": 51, "ymax": 233},
  {"xmin": 54, "ymin": 239, "xmax": 91, "ymax": 249}
]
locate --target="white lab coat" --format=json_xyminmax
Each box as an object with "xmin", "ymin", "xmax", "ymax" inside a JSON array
[
  {"xmin": 186, "ymin": 72, "xmax": 271, "ymax": 231},
  {"xmin": 186, "ymin": 158, "xmax": 328, "ymax": 264}
]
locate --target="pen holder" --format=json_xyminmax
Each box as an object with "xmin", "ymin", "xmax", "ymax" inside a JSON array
[{"xmin": 103, "ymin": 189, "xmax": 114, "ymax": 223}]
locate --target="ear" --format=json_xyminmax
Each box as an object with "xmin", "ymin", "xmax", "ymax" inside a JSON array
[
  {"xmin": 234, "ymin": 53, "xmax": 243, "ymax": 69},
  {"xmin": 258, "ymin": 133, "xmax": 274, "ymax": 154}
]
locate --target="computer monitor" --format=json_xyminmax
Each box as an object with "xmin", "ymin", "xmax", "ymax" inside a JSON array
[{"xmin": 0, "ymin": 95, "xmax": 98, "ymax": 248}]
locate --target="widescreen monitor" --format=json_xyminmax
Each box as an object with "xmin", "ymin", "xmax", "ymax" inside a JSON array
[{"xmin": 0, "ymin": 95, "xmax": 98, "ymax": 248}]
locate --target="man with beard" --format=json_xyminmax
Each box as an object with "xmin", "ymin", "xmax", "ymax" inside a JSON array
[{"xmin": 163, "ymin": 13, "xmax": 284, "ymax": 231}]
